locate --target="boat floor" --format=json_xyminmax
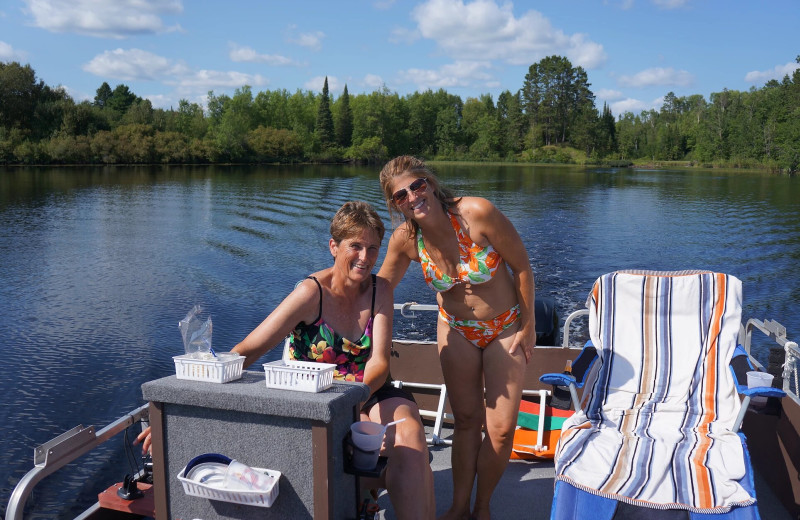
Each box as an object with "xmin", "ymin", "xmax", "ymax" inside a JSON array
[{"xmin": 373, "ymin": 425, "xmax": 795, "ymax": 520}]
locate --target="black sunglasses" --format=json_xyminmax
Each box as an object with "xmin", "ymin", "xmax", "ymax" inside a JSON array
[{"xmin": 391, "ymin": 177, "xmax": 428, "ymax": 205}]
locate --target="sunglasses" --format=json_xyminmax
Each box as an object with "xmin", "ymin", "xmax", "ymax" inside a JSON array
[{"xmin": 391, "ymin": 177, "xmax": 428, "ymax": 205}]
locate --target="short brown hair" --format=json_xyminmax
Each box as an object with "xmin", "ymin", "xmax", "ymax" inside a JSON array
[
  {"xmin": 330, "ymin": 201, "xmax": 385, "ymax": 244},
  {"xmin": 379, "ymin": 155, "xmax": 459, "ymax": 235}
]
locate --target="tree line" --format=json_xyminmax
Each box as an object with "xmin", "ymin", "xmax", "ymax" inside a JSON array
[{"xmin": 0, "ymin": 55, "xmax": 797, "ymax": 172}]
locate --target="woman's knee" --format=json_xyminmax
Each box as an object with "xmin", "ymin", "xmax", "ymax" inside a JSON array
[
  {"xmin": 483, "ymin": 415, "xmax": 517, "ymax": 444},
  {"xmin": 452, "ymin": 407, "xmax": 486, "ymax": 431}
]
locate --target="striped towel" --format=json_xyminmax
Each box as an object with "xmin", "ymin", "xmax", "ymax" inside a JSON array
[{"xmin": 555, "ymin": 270, "xmax": 755, "ymax": 513}]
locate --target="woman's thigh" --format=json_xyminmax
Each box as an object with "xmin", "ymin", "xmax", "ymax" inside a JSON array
[
  {"xmin": 481, "ymin": 321, "xmax": 526, "ymax": 422},
  {"xmin": 437, "ymin": 317, "xmax": 487, "ymax": 420},
  {"xmin": 366, "ymin": 396, "xmax": 426, "ymax": 449}
]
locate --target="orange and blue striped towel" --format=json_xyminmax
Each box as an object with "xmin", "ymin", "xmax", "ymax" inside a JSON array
[{"xmin": 555, "ymin": 270, "xmax": 755, "ymax": 513}]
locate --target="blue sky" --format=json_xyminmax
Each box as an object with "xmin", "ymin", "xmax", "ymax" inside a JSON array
[{"xmin": 1, "ymin": 0, "xmax": 798, "ymax": 118}]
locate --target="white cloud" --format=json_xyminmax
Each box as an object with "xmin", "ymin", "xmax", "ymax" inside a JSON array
[
  {"xmin": 0, "ymin": 41, "xmax": 27, "ymax": 60},
  {"xmin": 610, "ymin": 98, "xmax": 649, "ymax": 116},
  {"xmin": 618, "ymin": 67, "xmax": 693, "ymax": 88},
  {"xmin": 610, "ymin": 96, "xmax": 662, "ymax": 116},
  {"xmin": 83, "ymin": 48, "xmax": 187, "ymax": 81},
  {"xmin": 23, "ymin": 0, "xmax": 183, "ymax": 38},
  {"xmin": 82, "ymin": 48, "xmax": 267, "ymax": 96},
  {"xmin": 228, "ymin": 44, "xmax": 296, "ymax": 66},
  {"xmin": 304, "ymin": 76, "xmax": 339, "ymax": 92},
  {"xmin": 288, "ymin": 28, "xmax": 325, "ymax": 51},
  {"xmin": 744, "ymin": 61, "xmax": 800, "ymax": 85},
  {"xmin": 168, "ymin": 70, "xmax": 268, "ymax": 90},
  {"xmin": 396, "ymin": 60, "xmax": 494, "ymax": 90},
  {"xmin": 363, "ymin": 74, "xmax": 385, "ymax": 90},
  {"xmin": 409, "ymin": 0, "xmax": 606, "ymax": 68},
  {"xmin": 596, "ymin": 88, "xmax": 624, "ymax": 100}
]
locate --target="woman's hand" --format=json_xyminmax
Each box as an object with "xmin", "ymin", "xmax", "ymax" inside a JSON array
[
  {"xmin": 509, "ymin": 323, "xmax": 536, "ymax": 363},
  {"xmin": 134, "ymin": 425, "xmax": 152, "ymax": 455}
]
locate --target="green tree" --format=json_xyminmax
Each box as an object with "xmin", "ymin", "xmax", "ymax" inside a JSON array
[
  {"xmin": 315, "ymin": 77, "xmax": 335, "ymax": 149},
  {"xmin": 176, "ymin": 99, "xmax": 207, "ymax": 138},
  {"xmin": 94, "ymin": 82, "xmax": 112, "ymax": 108},
  {"xmin": 0, "ymin": 62, "xmax": 44, "ymax": 131},
  {"xmin": 253, "ymin": 89, "xmax": 292, "ymax": 130},
  {"xmin": 211, "ymin": 86, "xmax": 256, "ymax": 161},
  {"xmin": 334, "ymin": 84, "xmax": 353, "ymax": 148},
  {"xmin": 521, "ymin": 55, "xmax": 595, "ymax": 146},
  {"xmin": 497, "ymin": 90, "xmax": 525, "ymax": 157},
  {"xmin": 107, "ymin": 84, "xmax": 139, "ymax": 113}
]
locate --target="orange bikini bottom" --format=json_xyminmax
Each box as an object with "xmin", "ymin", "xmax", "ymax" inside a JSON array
[{"xmin": 439, "ymin": 304, "xmax": 520, "ymax": 349}]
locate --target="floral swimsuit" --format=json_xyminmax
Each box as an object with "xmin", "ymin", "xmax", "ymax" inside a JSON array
[
  {"xmin": 287, "ymin": 275, "xmax": 374, "ymax": 382},
  {"xmin": 417, "ymin": 211, "xmax": 519, "ymax": 349}
]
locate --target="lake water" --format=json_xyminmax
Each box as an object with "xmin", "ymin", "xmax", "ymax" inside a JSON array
[{"xmin": 1, "ymin": 164, "xmax": 798, "ymax": 518}]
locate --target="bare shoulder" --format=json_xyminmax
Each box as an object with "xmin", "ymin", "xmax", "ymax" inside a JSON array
[
  {"xmin": 292, "ymin": 271, "xmax": 328, "ymax": 300},
  {"xmin": 456, "ymin": 196, "xmax": 500, "ymax": 224},
  {"xmin": 388, "ymin": 221, "xmax": 418, "ymax": 254},
  {"xmin": 374, "ymin": 275, "xmax": 394, "ymax": 303}
]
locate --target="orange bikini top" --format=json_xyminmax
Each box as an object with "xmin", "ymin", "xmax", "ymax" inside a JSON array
[{"xmin": 417, "ymin": 212, "xmax": 502, "ymax": 292}]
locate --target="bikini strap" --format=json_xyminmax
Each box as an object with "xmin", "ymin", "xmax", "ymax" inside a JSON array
[
  {"xmin": 370, "ymin": 274, "xmax": 377, "ymax": 318},
  {"xmin": 306, "ymin": 276, "xmax": 323, "ymax": 323}
]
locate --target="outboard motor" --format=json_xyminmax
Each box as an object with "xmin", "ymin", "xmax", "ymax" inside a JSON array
[{"xmin": 535, "ymin": 296, "xmax": 559, "ymax": 346}]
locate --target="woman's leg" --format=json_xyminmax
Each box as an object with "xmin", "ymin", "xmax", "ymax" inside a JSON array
[
  {"xmin": 437, "ymin": 319, "xmax": 486, "ymax": 520},
  {"xmin": 471, "ymin": 322, "xmax": 526, "ymax": 520},
  {"xmin": 368, "ymin": 396, "xmax": 435, "ymax": 520}
]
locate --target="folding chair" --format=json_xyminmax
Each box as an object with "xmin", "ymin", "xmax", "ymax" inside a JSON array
[{"xmin": 549, "ymin": 270, "xmax": 774, "ymax": 520}]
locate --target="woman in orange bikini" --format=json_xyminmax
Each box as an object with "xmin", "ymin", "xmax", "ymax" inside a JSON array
[{"xmin": 378, "ymin": 156, "xmax": 536, "ymax": 520}]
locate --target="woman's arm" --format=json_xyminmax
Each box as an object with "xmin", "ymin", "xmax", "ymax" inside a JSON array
[
  {"xmin": 232, "ymin": 279, "xmax": 319, "ymax": 368},
  {"xmin": 468, "ymin": 198, "xmax": 537, "ymax": 362},
  {"xmin": 377, "ymin": 226, "xmax": 415, "ymax": 290},
  {"xmin": 361, "ymin": 276, "xmax": 394, "ymax": 395}
]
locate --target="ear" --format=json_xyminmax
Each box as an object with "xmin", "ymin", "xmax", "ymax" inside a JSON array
[{"xmin": 329, "ymin": 238, "xmax": 337, "ymax": 257}]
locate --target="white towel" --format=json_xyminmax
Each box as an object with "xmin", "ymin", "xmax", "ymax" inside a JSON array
[{"xmin": 555, "ymin": 270, "xmax": 755, "ymax": 513}]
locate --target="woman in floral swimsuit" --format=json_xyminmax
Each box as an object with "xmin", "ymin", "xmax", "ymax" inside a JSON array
[
  {"xmin": 233, "ymin": 201, "xmax": 435, "ymax": 519},
  {"xmin": 378, "ymin": 156, "xmax": 536, "ymax": 520}
]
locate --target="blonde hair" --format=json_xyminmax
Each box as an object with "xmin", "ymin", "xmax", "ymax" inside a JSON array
[
  {"xmin": 330, "ymin": 201, "xmax": 385, "ymax": 244},
  {"xmin": 378, "ymin": 155, "xmax": 459, "ymax": 236}
]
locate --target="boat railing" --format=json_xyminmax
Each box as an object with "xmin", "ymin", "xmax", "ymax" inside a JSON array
[
  {"xmin": 394, "ymin": 302, "xmax": 438, "ymax": 319},
  {"xmin": 785, "ymin": 342, "xmax": 800, "ymax": 404},
  {"xmin": 5, "ymin": 404, "xmax": 149, "ymax": 520},
  {"xmin": 561, "ymin": 309, "xmax": 589, "ymax": 349},
  {"xmin": 742, "ymin": 318, "xmax": 799, "ymax": 405}
]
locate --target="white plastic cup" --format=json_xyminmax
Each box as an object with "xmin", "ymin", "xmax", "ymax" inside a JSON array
[
  {"xmin": 746, "ymin": 371, "xmax": 774, "ymax": 406},
  {"xmin": 350, "ymin": 421, "xmax": 384, "ymax": 470},
  {"xmin": 223, "ymin": 460, "xmax": 274, "ymax": 491}
]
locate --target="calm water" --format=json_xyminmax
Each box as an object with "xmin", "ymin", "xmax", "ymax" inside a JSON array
[{"xmin": 1, "ymin": 164, "xmax": 798, "ymax": 518}]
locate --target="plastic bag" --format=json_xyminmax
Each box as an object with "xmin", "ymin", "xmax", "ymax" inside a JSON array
[{"xmin": 179, "ymin": 305, "xmax": 214, "ymax": 358}]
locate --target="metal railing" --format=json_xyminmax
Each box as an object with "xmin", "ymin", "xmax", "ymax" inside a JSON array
[
  {"xmin": 6, "ymin": 404, "xmax": 149, "ymax": 520},
  {"xmin": 740, "ymin": 318, "xmax": 798, "ymax": 405}
]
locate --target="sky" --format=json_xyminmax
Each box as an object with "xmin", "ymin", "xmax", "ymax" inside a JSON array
[{"xmin": 1, "ymin": 0, "xmax": 798, "ymax": 118}]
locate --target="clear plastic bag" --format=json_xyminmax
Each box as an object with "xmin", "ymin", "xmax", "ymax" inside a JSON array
[{"xmin": 179, "ymin": 305, "xmax": 214, "ymax": 358}]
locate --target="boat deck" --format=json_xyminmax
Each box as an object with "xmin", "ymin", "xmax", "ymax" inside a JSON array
[{"xmin": 373, "ymin": 425, "xmax": 795, "ymax": 520}]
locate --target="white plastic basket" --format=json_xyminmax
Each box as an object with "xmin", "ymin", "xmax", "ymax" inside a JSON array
[
  {"xmin": 263, "ymin": 360, "xmax": 336, "ymax": 393},
  {"xmin": 173, "ymin": 354, "xmax": 244, "ymax": 383},
  {"xmin": 177, "ymin": 466, "xmax": 280, "ymax": 507}
]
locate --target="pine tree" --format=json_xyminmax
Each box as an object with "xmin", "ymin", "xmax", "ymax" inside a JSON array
[
  {"xmin": 335, "ymin": 84, "xmax": 353, "ymax": 147},
  {"xmin": 315, "ymin": 76, "xmax": 335, "ymax": 148}
]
